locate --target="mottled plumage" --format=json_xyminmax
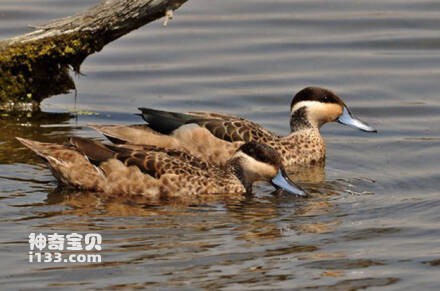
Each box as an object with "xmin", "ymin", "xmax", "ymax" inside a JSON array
[
  {"xmin": 186, "ymin": 111, "xmax": 327, "ymax": 166},
  {"xmin": 16, "ymin": 137, "xmax": 306, "ymax": 199}
]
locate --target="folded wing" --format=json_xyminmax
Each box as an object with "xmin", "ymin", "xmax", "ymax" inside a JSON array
[{"xmin": 138, "ymin": 107, "xmax": 277, "ymax": 143}]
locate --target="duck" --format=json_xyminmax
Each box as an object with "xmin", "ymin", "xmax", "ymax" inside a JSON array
[
  {"xmin": 90, "ymin": 87, "xmax": 377, "ymax": 168},
  {"xmin": 16, "ymin": 137, "xmax": 306, "ymax": 199}
]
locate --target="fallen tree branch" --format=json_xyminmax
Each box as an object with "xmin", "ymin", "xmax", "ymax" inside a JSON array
[{"xmin": 0, "ymin": 0, "xmax": 188, "ymax": 111}]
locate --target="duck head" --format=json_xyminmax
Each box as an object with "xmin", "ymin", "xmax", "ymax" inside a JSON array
[
  {"xmin": 229, "ymin": 141, "xmax": 307, "ymax": 196},
  {"xmin": 290, "ymin": 87, "xmax": 377, "ymax": 132}
]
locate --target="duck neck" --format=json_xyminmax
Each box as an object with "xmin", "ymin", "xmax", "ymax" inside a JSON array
[
  {"xmin": 226, "ymin": 158, "xmax": 253, "ymax": 193},
  {"xmin": 290, "ymin": 107, "xmax": 319, "ymax": 132}
]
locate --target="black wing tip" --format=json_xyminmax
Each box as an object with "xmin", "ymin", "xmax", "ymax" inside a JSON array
[
  {"xmin": 136, "ymin": 107, "xmax": 205, "ymax": 134},
  {"xmin": 137, "ymin": 107, "xmax": 166, "ymax": 121},
  {"xmin": 138, "ymin": 107, "xmax": 162, "ymax": 114}
]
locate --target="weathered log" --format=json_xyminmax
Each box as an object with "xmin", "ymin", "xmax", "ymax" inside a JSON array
[{"xmin": 0, "ymin": 0, "xmax": 188, "ymax": 111}]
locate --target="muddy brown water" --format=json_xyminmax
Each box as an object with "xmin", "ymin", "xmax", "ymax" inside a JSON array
[{"xmin": 1, "ymin": 0, "xmax": 440, "ymax": 289}]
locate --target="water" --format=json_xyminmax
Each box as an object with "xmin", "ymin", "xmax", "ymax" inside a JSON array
[{"xmin": 1, "ymin": 0, "xmax": 440, "ymax": 289}]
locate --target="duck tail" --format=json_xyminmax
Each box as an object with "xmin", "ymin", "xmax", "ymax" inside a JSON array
[
  {"xmin": 138, "ymin": 107, "xmax": 199, "ymax": 134},
  {"xmin": 16, "ymin": 137, "xmax": 59, "ymax": 161},
  {"xmin": 16, "ymin": 137, "xmax": 105, "ymax": 191}
]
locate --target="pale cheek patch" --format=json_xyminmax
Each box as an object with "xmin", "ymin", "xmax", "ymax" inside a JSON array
[
  {"xmin": 324, "ymin": 103, "xmax": 343, "ymax": 123},
  {"xmin": 233, "ymin": 152, "xmax": 277, "ymax": 181},
  {"xmin": 291, "ymin": 101, "xmax": 342, "ymax": 126},
  {"xmin": 291, "ymin": 101, "xmax": 323, "ymax": 114}
]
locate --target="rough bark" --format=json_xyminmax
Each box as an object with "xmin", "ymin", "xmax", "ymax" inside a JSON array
[{"xmin": 0, "ymin": 0, "xmax": 188, "ymax": 111}]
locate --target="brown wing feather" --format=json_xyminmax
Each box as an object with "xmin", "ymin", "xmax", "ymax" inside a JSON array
[
  {"xmin": 101, "ymin": 143, "xmax": 216, "ymax": 180},
  {"xmin": 89, "ymin": 124, "xmax": 180, "ymax": 148},
  {"xmin": 193, "ymin": 118, "xmax": 277, "ymax": 143},
  {"xmin": 69, "ymin": 137, "xmax": 209, "ymax": 179},
  {"xmin": 70, "ymin": 136, "xmax": 114, "ymax": 164},
  {"xmin": 189, "ymin": 112, "xmax": 244, "ymax": 120},
  {"xmin": 107, "ymin": 144, "xmax": 213, "ymax": 170},
  {"xmin": 189, "ymin": 111, "xmax": 278, "ymax": 143}
]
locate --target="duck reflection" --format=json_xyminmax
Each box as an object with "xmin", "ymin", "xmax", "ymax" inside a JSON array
[
  {"xmin": 44, "ymin": 186, "xmax": 249, "ymax": 218},
  {"xmin": 224, "ymin": 188, "xmax": 342, "ymax": 243},
  {"xmin": 40, "ymin": 172, "xmax": 346, "ymax": 241},
  {"xmin": 287, "ymin": 164, "xmax": 326, "ymax": 184}
]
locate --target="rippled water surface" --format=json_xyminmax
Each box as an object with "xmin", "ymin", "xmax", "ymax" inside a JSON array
[{"xmin": 1, "ymin": 0, "xmax": 440, "ymax": 289}]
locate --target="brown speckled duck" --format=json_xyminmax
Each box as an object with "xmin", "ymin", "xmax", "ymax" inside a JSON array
[
  {"xmin": 91, "ymin": 87, "xmax": 376, "ymax": 168},
  {"xmin": 16, "ymin": 137, "xmax": 306, "ymax": 198}
]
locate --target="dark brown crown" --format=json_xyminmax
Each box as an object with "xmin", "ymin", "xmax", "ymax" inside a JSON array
[
  {"xmin": 238, "ymin": 141, "xmax": 281, "ymax": 168},
  {"xmin": 290, "ymin": 87, "xmax": 345, "ymax": 111}
]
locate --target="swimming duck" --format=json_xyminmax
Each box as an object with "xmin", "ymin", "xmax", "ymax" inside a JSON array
[
  {"xmin": 91, "ymin": 87, "xmax": 376, "ymax": 168},
  {"xmin": 16, "ymin": 137, "xmax": 306, "ymax": 198}
]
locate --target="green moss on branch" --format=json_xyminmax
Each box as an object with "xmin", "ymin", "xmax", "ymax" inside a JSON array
[
  {"xmin": 0, "ymin": 32, "xmax": 105, "ymax": 110},
  {"xmin": 0, "ymin": 0, "xmax": 189, "ymax": 112}
]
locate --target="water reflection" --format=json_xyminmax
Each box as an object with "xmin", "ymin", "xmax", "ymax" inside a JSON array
[
  {"xmin": 288, "ymin": 164, "xmax": 326, "ymax": 184},
  {"xmin": 45, "ymin": 188, "xmax": 249, "ymax": 216},
  {"xmin": 301, "ymin": 277, "xmax": 399, "ymax": 290},
  {"xmin": 31, "ymin": 177, "xmax": 349, "ymax": 242},
  {"xmin": 0, "ymin": 111, "xmax": 73, "ymax": 164}
]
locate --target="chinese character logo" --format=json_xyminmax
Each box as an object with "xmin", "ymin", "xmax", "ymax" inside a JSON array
[{"xmin": 29, "ymin": 233, "xmax": 47, "ymax": 251}]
